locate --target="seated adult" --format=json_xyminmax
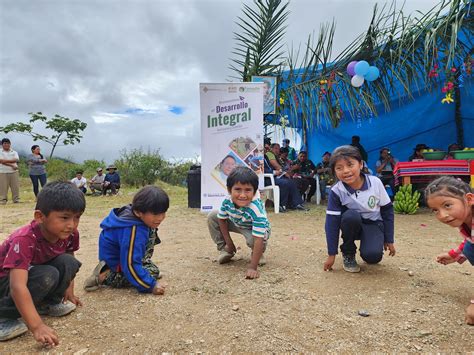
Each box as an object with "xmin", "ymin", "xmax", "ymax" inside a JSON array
[
  {"xmin": 89, "ymin": 167, "xmax": 105, "ymax": 194},
  {"xmin": 263, "ymin": 142, "xmax": 306, "ymax": 211},
  {"xmin": 445, "ymin": 143, "xmax": 462, "ymax": 159},
  {"xmin": 292, "ymin": 151, "xmax": 317, "ymax": 202},
  {"xmin": 375, "ymin": 148, "xmax": 398, "ymax": 194},
  {"xmin": 267, "ymin": 144, "xmax": 308, "ymax": 198},
  {"xmin": 263, "ymin": 155, "xmax": 306, "ymax": 212},
  {"xmin": 103, "ymin": 165, "xmax": 121, "ymax": 195},
  {"xmin": 315, "ymin": 151, "xmax": 335, "ymax": 201},
  {"xmin": 280, "ymin": 147, "xmax": 310, "ymax": 196},
  {"xmin": 408, "ymin": 143, "xmax": 428, "ymax": 161},
  {"xmin": 71, "ymin": 171, "xmax": 87, "ymax": 194}
]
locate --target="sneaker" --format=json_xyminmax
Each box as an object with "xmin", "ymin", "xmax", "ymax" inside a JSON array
[
  {"xmin": 37, "ymin": 301, "xmax": 76, "ymax": 317},
  {"xmin": 0, "ymin": 319, "xmax": 28, "ymax": 341},
  {"xmin": 342, "ymin": 254, "xmax": 361, "ymax": 273},
  {"xmin": 295, "ymin": 204, "xmax": 309, "ymax": 211},
  {"xmin": 83, "ymin": 260, "xmax": 107, "ymax": 291},
  {"xmin": 218, "ymin": 250, "xmax": 235, "ymax": 264},
  {"xmin": 279, "ymin": 205, "xmax": 287, "ymax": 213}
]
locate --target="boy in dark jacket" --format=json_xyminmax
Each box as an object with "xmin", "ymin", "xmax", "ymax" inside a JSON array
[{"xmin": 84, "ymin": 185, "xmax": 168, "ymax": 295}]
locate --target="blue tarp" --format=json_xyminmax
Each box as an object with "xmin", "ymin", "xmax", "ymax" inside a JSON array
[
  {"xmin": 273, "ymin": 1, "xmax": 474, "ymax": 170},
  {"xmin": 305, "ymin": 81, "xmax": 474, "ymax": 171}
]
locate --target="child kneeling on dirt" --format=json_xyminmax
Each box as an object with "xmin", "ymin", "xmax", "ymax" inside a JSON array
[
  {"xmin": 208, "ymin": 166, "xmax": 271, "ymax": 279},
  {"xmin": 84, "ymin": 185, "xmax": 168, "ymax": 295},
  {"xmin": 0, "ymin": 181, "xmax": 85, "ymax": 345},
  {"xmin": 323, "ymin": 145, "xmax": 395, "ymax": 273}
]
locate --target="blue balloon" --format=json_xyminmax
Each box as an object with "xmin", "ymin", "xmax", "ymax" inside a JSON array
[
  {"xmin": 365, "ymin": 66, "xmax": 380, "ymax": 81},
  {"xmin": 354, "ymin": 61, "xmax": 370, "ymax": 76}
]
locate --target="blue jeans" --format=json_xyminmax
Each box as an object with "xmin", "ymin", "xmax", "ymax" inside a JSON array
[
  {"xmin": 463, "ymin": 241, "xmax": 474, "ymax": 265},
  {"xmin": 30, "ymin": 174, "xmax": 47, "ymax": 196}
]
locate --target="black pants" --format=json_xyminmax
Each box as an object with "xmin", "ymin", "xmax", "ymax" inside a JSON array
[
  {"xmin": 302, "ymin": 176, "xmax": 317, "ymax": 201},
  {"xmin": 102, "ymin": 183, "xmax": 120, "ymax": 195},
  {"xmin": 0, "ymin": 254, "xmax": 81, "ymax": 319},
  {"xmin": 29, "ymin": 174, "xmax": 47, "ymax": 197},
  {"xmin": 340, "ymin": 210, "xmax": 384, "ymax": 264}
]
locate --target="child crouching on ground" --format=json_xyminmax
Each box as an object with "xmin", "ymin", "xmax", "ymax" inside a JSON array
[
  {"xmin": 323, "ymin": 145, "xmax": 395, "ymax": 273},
  {"xmin": 208, "ymin": 166, "xmax": 271, "ymax": 279},
  {"xmin": 84, "ymin": 185, "xmax": 168, "ymax": 295},
  {"xmin": 0, "ymin": 181, "xmax": 85, "ymax": 345},
  {"xmin": 425, "ymin": 176, "xmax": 474, "ymax": 325}
]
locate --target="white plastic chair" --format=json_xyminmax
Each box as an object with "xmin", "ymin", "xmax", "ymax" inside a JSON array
[
  {"xmin": 260, "ymin": 173, "xmax": 280, "ymax": 214},
  {"xmin": 314, "ymin": 174, "xmax": 321, "ymax": 205}
]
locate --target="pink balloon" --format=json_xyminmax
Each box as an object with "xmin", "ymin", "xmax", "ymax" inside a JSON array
[{"xmin": 347, "ymin": 61, "xmax": 358, "ymax": 76}]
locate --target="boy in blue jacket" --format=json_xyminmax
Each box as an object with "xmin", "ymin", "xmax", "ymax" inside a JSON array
[{"xmin": 83, "ymin": 185, "xmax": 168, "ymax": 295}]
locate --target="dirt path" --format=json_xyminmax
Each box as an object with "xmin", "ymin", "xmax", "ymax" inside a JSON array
[{"xmin": 1, "ymin": 195, "xmax": 473, "ymax": 352}]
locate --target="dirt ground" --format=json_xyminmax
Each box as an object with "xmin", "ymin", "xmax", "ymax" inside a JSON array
[{"xmin": 1, "ymin": 190, "xmax": 473, "ymax": 353}]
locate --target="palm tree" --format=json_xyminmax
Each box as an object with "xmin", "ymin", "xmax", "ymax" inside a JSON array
[{"xmin": 229, "ymin": 0, "xmax": 290, "ymax": 82}]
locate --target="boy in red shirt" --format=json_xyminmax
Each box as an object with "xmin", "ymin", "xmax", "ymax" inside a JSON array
[{"xmin": 0, "ymin": 181, "xmax": 85, "ymax": 345}]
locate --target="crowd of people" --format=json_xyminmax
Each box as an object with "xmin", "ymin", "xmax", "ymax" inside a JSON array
[
  {"xmin": 263, "ymin": 135, "xmax": 465, "ymax": 207},
  {"xmin": 0, "ymin": 136, "xmax": 472, "ymax": 346},
  {"xmin": 0, "ymin": 138, "xmax": 121, "ymax": 204}
]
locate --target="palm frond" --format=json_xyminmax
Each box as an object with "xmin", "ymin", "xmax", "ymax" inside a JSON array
[
  {"xmin": 279, "ymin": 0, "xmax": 472, "ymax": 128},
  {"xmin": 229, "ymin": 0, "xmax": 290, "ymax": 81}
]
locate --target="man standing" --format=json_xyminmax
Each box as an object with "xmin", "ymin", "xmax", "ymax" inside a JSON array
[
  {"xmin": 351, "ymin": 135, "xmax": 368, "ymax": 163},
  {"xmin": 0, "ymin": 138, "xmax": 20, "ymax": 204},
  {"xmin": 282, "ymin": 138, "xmax": 297, "ymax": 161}
]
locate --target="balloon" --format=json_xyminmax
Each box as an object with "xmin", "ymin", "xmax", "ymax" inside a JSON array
[
  {"xmin": 351, "ymin": 75, "xmax": 365, "ymax": 87},
  {"xmin": 354, "ymin": 61, "xmax": 370, "ymax": 76},
  {"xmin": 365, "ymin": 66, "xmax": 380, "ymax": 81},
  {"xmin": 346, "ymin": 61, "xmax": 358, "ymax": 76}
]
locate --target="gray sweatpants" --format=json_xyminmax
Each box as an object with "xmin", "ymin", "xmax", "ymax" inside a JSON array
[{"xmin": 207, "ymin": 211, "xmax": 268, "ymax": 252}]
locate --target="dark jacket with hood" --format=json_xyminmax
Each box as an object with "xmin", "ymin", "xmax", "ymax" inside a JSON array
[{"xmin": 98, "ymin": 205, "xmax": 156, "ymax": 293}]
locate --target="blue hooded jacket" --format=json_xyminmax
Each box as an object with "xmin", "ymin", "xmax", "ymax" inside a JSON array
[{"xmin": 98, "ymin": 205, "xmax": 157, "ymax": 293}]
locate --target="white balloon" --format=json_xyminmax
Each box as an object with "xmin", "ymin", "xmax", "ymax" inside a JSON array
[{"xmin": 351, "ymin": 75, "xmax": 365, "ymax": 87}]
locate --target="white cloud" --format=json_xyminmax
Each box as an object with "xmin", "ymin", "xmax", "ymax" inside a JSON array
[
  {"xmin": 92, "ymin": 113, "xmax": 128, "ymax": 124},
  {"xmin": 0, "ymin": 0, "xmax": 442, "ymax": 162}
]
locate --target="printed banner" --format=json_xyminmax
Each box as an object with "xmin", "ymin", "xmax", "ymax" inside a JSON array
[
  {"xmin": 200, "ymin": 82, "xmax": 265, "ymax": 212},
  {"xmin": 251, "ymin": 76, "xmax": 277, "ymax": 114}
]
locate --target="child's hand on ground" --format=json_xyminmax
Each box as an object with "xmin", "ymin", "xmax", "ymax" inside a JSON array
[
  {"xmin": 436, "ymin": 253, "xmax": 456, "ymax": 265},
  {"xmin": 152, "ymin": 283, "xmax": 167, "ymax": 295},
  {"xmin": 32, "ymin": 323, "xmax": 59, "ymax": 347},
  {"xmin": 465, "ymin": 302, "xmax": 474, "ymax": 325},
  {"xmin": 323, "ymin": 255, "xmax": 335, "ymax": 271},
  {"xmin": 224, "ymin": 242, "xmax": 236, "ymax": 254},
  {"xmin": 384, "ymin": 243, "xmax": 396, "ymax": 256},
  {"xmin": 245, "ymin": 268, "xmax": 259, "ymax": 279},
  {"xmin": 63, "ymin": 287, "xmax": 83, "ymax": 306}
]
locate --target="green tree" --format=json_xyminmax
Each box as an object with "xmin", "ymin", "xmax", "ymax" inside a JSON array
[{"xmin": 0, "ymin": 112, "xmax": 87, "ymax": 159}]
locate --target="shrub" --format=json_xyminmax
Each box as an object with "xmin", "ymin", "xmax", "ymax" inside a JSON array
[
  {"xmin": 43, "ymin": 158, "xmax": 78, "ymax": 180},
  {"xmin": 160, "ymin": 160, "xmax": 195, "ymax": 186},
  {"xmin": 114, "ymin": 148, "xmax": 167, "ymax": 187},
  {"xmin": 19, "ymin": 149, "xmax": 193, "ymax": 187}
]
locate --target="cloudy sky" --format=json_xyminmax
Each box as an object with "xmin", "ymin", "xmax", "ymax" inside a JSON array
[{"xmin": 0, "ymin": 0, "xmax": 440, "ymax": 163}]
